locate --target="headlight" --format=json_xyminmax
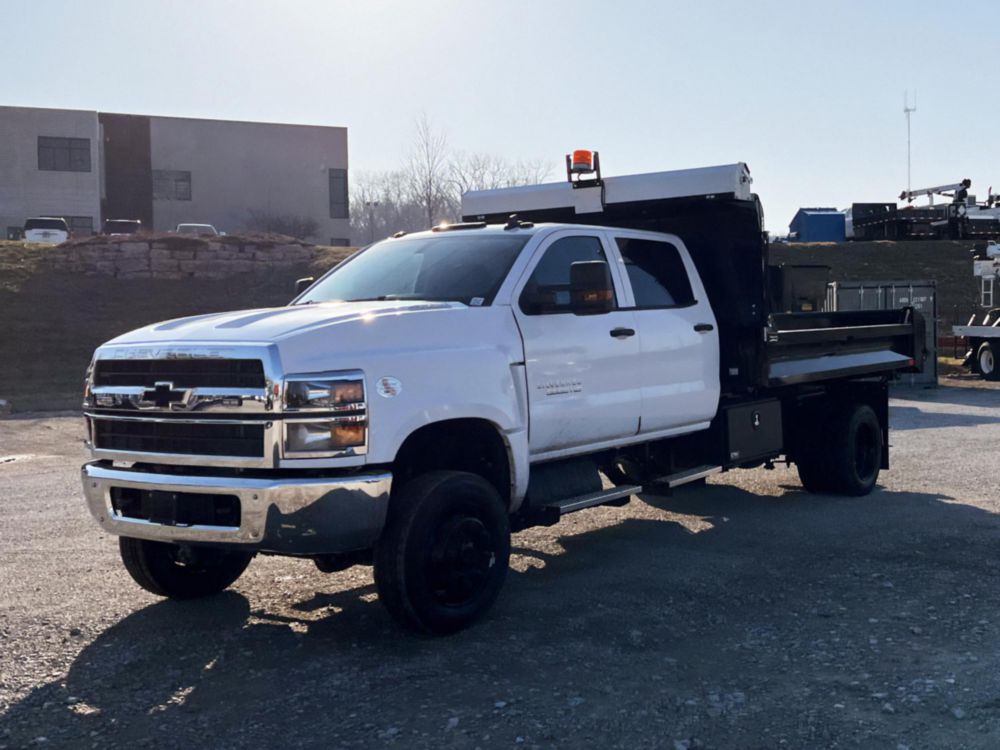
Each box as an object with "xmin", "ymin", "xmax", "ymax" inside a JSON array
[
  {"xmin": 282, "ymin": 371, "xmax": 367, "ymax": 457},
  {"xmin": 284, "ymin": 374, "xmax": 364, "ymax": 411}
]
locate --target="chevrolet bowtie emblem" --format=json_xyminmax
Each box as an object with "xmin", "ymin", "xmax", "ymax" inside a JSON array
[{"xmin": 142, "ymin": 381, "xmax": 189, "ymax": 409}]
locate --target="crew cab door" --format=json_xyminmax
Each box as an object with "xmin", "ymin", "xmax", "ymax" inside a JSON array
[
  {"xmin": 513, "ymin": 231, "xmax": 641, "ymax": 455},
  {"xmin": 611, "ymin": 233, "xmax": 720, "ymax": 434}
]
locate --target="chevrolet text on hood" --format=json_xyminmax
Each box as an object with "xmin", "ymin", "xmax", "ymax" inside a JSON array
[{"xmin": 81, "ymin": 150, "xmax": 924, "ymax": 635}]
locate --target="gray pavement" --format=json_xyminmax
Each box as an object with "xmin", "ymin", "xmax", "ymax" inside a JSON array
[{"xmin": 1, "ymin": 384, "xmax": 999, "ymax": 749}]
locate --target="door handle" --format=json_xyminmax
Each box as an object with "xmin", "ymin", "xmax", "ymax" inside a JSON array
[
  {"xmin": 694, "ymin": 323, "xmax": 714, "ymax": 333},
  {"xmin": 609, "ymin": 327, "xmax": 636, "ymax": 339}
]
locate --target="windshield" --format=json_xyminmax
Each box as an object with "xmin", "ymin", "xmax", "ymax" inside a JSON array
[
  {"xmin": 25, "ymin": 218, "xmax": 68, "ymax": 231},
  {"xmin": 297, "ymin": 233, "xmax": 530, "ymax": 305}
]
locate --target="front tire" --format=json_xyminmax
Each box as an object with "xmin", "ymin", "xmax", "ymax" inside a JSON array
[
  {"xmin": 119, "ymin": 537, "xmax": 253, "ymax": 599},
  {"xmin": 978, "ymin": 342, "xmax": 999, "ymax": 381},
  {"xmin": 374, "ymin": 471, "xmax": 510, "ymax": 635}
]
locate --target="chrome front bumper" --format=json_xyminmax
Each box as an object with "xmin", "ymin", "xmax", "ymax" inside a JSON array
[{"xmin": 82, "ymin": 461, "xmax": 392, "ymax": 555}]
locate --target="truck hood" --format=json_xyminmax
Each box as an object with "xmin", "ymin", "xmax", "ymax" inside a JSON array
[
  {"xmin": 107, "ymin": 300, "xmax": 466, "ymax": 344},
  {"xmin": 100, "ymin": 300, "xmax": 525, "ymax": 375}
]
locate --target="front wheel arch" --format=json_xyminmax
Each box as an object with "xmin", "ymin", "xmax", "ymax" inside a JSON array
[{"xmin": 391, "ymin": 418, "xmax": 514, "ymax": 509}]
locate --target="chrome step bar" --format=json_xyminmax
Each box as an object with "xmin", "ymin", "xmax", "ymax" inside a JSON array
[
  {"xmin": 534, "ymin": 465, "xmax": 722, "ymax": 525},
  {"xmin": 655, "ymin": 464, "xmax": 722, "ymax": 488},
  {"xmin": 544, "ymin": 485, "xmax": 641, "ymax": 516}
]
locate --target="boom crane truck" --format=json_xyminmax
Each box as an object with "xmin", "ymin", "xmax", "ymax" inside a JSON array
[
  {"xmin": 953, "ymin": 241, "xmax": 1000, "ymax": 379},
  {"xmin": 80, "ymin": 152, "xmax": 925, "ymax": 634}
]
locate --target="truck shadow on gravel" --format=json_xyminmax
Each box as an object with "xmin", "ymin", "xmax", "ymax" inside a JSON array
[
  {"xmin": 888, "ymin": 404, "xmax": 1000, "ymax": 430},
  {"xmin": 6, "ymin": 484, "xmax": 1000, "ymax": 748}
]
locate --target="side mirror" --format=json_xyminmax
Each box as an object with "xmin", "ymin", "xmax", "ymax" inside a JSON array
[
  {"xmin": 569, "ymin": 260, "xmax": 614, "ymax": 314},
  {"xmin": 294, "ymin": 276, "xmax": 315, "ymax": 295}
]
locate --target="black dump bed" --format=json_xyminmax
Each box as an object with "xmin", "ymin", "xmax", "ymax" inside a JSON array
[{"xmin": 462, "ymin": 163, "xmax": 925, "ymax": 395}]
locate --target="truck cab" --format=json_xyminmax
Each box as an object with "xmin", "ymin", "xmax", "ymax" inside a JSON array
[{"xmin": 81, "ymin": 157, "xmax": 923, "ymax": 634}]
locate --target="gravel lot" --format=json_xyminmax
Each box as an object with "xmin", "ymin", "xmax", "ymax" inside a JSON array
[{"xmin": 2, "ymin": 381, "xmax": 999, "ymax": 749}]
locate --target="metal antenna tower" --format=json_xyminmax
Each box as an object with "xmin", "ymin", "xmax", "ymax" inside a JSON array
[{"xmin": 904, "ymin": 91, "xmax": 917, "ymax": 196}]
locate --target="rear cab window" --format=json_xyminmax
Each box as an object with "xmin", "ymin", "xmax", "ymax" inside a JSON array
[{"xmin": 615, "ymin": 237, "xmax": 695, "ymax": 308}]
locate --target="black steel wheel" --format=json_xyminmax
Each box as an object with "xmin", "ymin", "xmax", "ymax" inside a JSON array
[
  {"xmin": 374, "ymin": 471, "xmax": 510, "ymax": 635},
  {"xmin": 119, "ymin": 537, "xmax": 253, "ymax": 599},
  {"xmin": 827, "ymin": 403, "xmax": 883, "ymax": 496},
  {"xmin": 797, "ymin": 403, "xmax": 882, "ymax": 496}
]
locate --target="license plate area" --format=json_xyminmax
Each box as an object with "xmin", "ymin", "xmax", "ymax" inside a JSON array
[{"xmin": 110, "ymin": 487, "xmax": 241, "ymax": 528}]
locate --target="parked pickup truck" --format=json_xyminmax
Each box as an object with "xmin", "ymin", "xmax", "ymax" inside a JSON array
[{"xmin": 81, "ymin": 155, "xmax": 924, "ymax": 634}]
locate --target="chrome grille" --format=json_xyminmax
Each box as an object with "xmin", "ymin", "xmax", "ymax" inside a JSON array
[
  {"xmin": 92, "ymin": 418, "xmax": 265, "ymax": 458},
  {"xmin": 93, "ymin": 358, "xmax": 266, "ymax": 389}
]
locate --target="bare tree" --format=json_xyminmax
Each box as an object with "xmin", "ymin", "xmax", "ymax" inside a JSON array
[
  {"xmin": 406, "ymin": 114, "xmax": 451, "ymax": 228},
  {"xmin": 449, "ymin": 152, "xmax": 553, "ymax": 195},
  {"xmin": 349, "ymin": 117, "xmax": 555, "ymax": 244},
  {"xmin": 350, "ymin": 170, "xmax": 427, "ymax": 244}
]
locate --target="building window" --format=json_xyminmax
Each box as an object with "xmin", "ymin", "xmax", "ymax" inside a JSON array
[
  {"xmin": 329, "ymin": 168, "xmax": 349, "ymax": 219},
  {"xmin": 329, "ymin": 237, "xmax": 350, "ymax": 247},
  {"xmin": 152, "ymin": 170, "xmax": 192, "ymax": 201},
  {"xmin": 38, "ymin": 136, "xmax": 91, "ymax": 172},
  {"xmin": 66, "ymin": 216, "xmax": 94, "ymax": 236}
]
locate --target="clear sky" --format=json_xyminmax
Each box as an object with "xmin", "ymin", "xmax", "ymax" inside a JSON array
[{"xmin": 4, "ymin": 0, "xmax": 998, "ymax": 231}]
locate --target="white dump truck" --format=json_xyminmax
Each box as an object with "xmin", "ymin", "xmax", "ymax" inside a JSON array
[{"xmin": 81, "ymin": 153, "xmax": 924, "ymax": 634}]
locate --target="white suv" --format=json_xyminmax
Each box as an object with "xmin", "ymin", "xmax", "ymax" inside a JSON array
[{"xmin": 23, "ymin": 217, "xmax": 70, "ymax": 245}]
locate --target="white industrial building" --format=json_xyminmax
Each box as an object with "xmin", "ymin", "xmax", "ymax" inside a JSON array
[{"xmin": 0, "ymin": 106, "xmax": 350, "ymax": 244}]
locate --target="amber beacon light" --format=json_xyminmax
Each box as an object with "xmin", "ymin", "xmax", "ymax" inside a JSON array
[
  {"xmin": 570, "ymin": 149, "xmax": 596, "ymax": 174},
  {"xmin": 565, "ymin": 149, "xmax": 603, "ymax": 188}
]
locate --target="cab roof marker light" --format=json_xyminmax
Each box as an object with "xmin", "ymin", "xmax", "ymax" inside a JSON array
[{"xmin": 431, "ymin": 221, "xmax": 488, "ymax": 232}]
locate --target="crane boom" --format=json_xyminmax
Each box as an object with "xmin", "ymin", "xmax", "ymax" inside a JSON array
[{"xmin": 899, "ymin": 179, "xmax": 971, "ymax": 204}]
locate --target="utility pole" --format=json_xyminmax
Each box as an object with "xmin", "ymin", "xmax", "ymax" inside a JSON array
[
  {"xmin": 365, "ymin": 200, "xmax": 380, "ymax": 244},
  {"xmin": 903, "ymin": 90, "xmax": 917, "ymax": 197}
]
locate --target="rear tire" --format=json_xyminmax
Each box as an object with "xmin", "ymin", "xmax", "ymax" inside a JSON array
[
  {"xmin": 978, "ymin": 341, "xmax": 999, "ymax": 381},
  {"xmin": 795, "ymin": 412, "xmax": 833, "ymax": 493},
  {"xmin": 374, "ymin": 471, "xmax": 510, "ymax": 635},
  {"xmin": 119, "ymin": 537, "xmax": 253, "ymax": 599},
  {"xmin": 796, "ymin": 403, "xmax": 882, "ymax": 496},
  {"xmin": 796, "ymin": 449, "xmax": 832, "ymax": 493}
]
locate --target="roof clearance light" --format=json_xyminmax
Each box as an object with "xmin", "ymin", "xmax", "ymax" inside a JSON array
[{"xmin": 570, "ymin": 149, "xmax": 595, "ymax": 174}]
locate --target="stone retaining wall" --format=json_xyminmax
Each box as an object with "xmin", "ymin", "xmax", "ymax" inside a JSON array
[{"xmin": 34, "ymin": 238, "xmax": 317, "ymax": 279}]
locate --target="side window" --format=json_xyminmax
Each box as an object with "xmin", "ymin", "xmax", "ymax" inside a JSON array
[
  {"xmin": 329, "ymin": 168, "xmax": 349, "ymax": 219},
  {"xmin": 520, "ymin": 235, "xmax": 614, "ymax": 315},
  {"xmin": 153, "ymin": 170, "xmax": 192, "ymax": 201},
  {"xmin": 616, "ymin": 237, "xmax": 695, "ymax": 308}
]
